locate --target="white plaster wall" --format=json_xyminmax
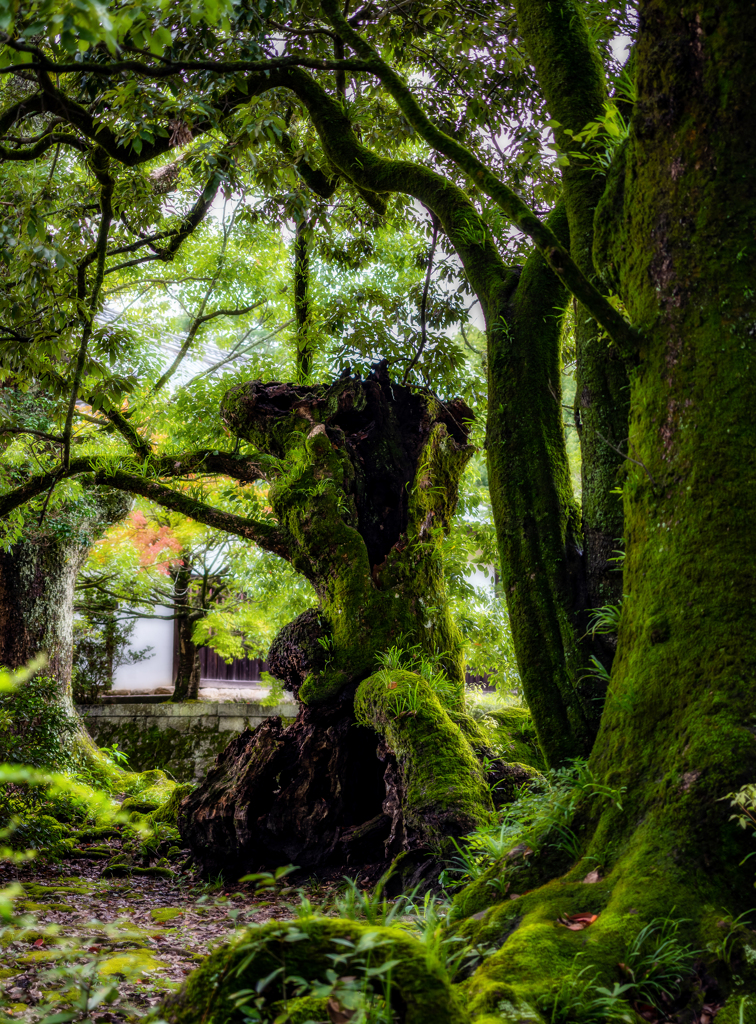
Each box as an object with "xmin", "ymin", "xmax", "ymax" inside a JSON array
[{"xmin": 112, "ymin": 607, "xmax": 174, "ymax": 690}]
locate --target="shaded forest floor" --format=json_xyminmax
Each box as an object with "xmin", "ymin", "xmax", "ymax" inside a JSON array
[{"xmin": 0, "ymin": 854, "xmax": 342, "ymax": 1023}]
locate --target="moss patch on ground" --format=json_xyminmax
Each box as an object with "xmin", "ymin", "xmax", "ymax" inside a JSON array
[
  {"xmin": 150, "ymin": 907, "xmax": 184, "ymax": 923},
  {"xmin": 99, "ymin": 948, "xmax": 168, "ymax": 979}
]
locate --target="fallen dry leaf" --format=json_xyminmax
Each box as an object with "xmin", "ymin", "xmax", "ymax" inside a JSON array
[
  {"xmin": 557, "ymin": 913, "xmax": 598, "ymax": 931},
  {"xmin": 506, "ymin": 843, "xmax": 533, "ymax": 860},
  {"xmin": 387, "ymin": 682, "xmax": 398, "ymax": 690},
  {"xmin": 327, "ymin": 996, "xmax": 355, "ymax": 1023}
]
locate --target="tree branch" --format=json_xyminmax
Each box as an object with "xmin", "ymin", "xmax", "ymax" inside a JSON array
[
  {"xmin": 63, "ymin": 148, "xmax": 113, "ymax": 468},
  {"xmin": 403, "ymin": 211, "xmax": 439, "ymax": 383},
  {"xmin": 319, "ymin": 0, "xmax": 640, "ymax": 352},
  {"xmin": 0, "ymin": 131, "xmax": 90, "ymax": 160},
  {"xmin": 0, "ymin": 450, "xmax": 266, "ymax": 519},
  {"xmin": 92, "ymin": 470, "xmax": 290, "ymax": 560},
  {"xmin": 0, "ymin": 54, "xmax": 370, "ymax": 79},
  {"xmin": 153, "ymin": 301, "xmax": 264, "ymax": 393}
]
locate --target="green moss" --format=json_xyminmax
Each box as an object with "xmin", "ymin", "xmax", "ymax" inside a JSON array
[
  {"xmin": 22, "ymin": 882, "xmax": 92, "ymax": 897},
  {"xmin": 99, "ymin": 948, "xmax": 167, "ymax": 978},
  {"xmin": 121, "ymin": 795, "xmax": 161, "ymax": 815},
  {"xmin": 144, "ymin": 783, "xmax": 194, "ymax": 828},
  {"xmin": 485, "ymin": 707, "xmax": 546, "ymax": 772},
  {"xmin": 76, "ymin": 825, "xmax": 120, "ymax": 842},
  {"xmin": 150, "ymin": 907, "xmax": 184, "ymax": 923},
  {"xmin": 20, "ymin": 900, "xmax": 75, "ymax": 912},
  {"xmin": 269, "ymin": 994, "xmax": 330, "ymax": 1023},
  {"xmin": 164, "ymin": 918, "xmax": 466, "ymax": 1024},
  {"xmin": 355, "ymin": 670, "xmax": 493, "ymax": 849},
  {"xmin": 105, "ymin": 864, "xmax": 176, "ymax": 879}
]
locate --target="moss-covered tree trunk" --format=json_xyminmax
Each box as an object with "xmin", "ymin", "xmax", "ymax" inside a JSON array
[
  {"xmin": 178, "ymin": 366, "xmax": 508, "ymax": 879},
  {"xmin": 0, "ymin": 488, "xmax": 134, "ymax": 772},
  {"xmin": 447, "ymin": 3, "xmax": 756, "ymax": 1020},
  {"xmin": 221, "ymin": 363, "xmax": 474, "ymax": 706},
  {"xmin": 0, "ymin": 531, "xmax": 85, "ymax": 700}
]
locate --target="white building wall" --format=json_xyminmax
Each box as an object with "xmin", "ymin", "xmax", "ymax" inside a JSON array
[{"xmin": 112, "ymin": 607, "xmax": 174, "ymax": 690}]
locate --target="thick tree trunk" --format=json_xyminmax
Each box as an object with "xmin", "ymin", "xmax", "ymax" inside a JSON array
[
  {"xmin": 0, "ymin": 488, "xmax": 135, "ymax": 776},
  {"xmin": 221, "ymin": 363, "xmax": 474, "ymax": 705},
  {"xmin": 180, "ymin": 368, "xmax": 510, "ymax": 877},
  {"xmin": 0, "ymin": 532, "xmax": 84, "ymax": 701},
  {"xmin": 450, "ymin": 3, "xmax": 756, "ymax": 1020}
]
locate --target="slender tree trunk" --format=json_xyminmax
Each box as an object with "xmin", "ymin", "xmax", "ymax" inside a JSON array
[
  {"xmin": 171, "ymin": 560, "xmax": 202, "ymax": 702},
  {"xmin": 515, "ymin": 0, "xmax": 630, "ymax": 633},
  {"xmin": 294, "ymin": 216, "xmax": 313, "ymax": 382},
  {"xmin": 486, "ymin": 205, "xmax": 597, "ymax": 765}
]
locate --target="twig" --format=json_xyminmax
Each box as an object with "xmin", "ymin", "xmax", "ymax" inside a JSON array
[{"xmin": 403, "ymin": 211, "xmax": 439, "ymax": 383}]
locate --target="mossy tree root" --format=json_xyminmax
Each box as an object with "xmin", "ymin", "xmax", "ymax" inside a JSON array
[{"xmin": 354, "ymin": 669, "xmax": 494, "ymax": 854}]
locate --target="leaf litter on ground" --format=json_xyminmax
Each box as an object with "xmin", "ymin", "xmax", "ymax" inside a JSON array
[{"xmin": 0, "ymin": 852, "xmax": 340, "ymax": 1023}]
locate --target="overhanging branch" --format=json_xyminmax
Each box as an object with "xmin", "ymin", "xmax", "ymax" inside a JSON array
[
  {"xmin": 319, "ymin": 0, "xmax": 640, "ymax": 352},
  {"xmin": 93, "ymin": 469, "xmax": 289, "ymax": 559}
]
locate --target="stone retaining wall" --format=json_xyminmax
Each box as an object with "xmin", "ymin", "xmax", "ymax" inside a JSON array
[{"xmin": 79, "ymin": 701, "xmax": 298, "ymax": 783}]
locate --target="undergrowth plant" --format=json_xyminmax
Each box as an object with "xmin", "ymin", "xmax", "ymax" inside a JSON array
[
  {"xmin": 539, "ymin": 915, "xmax": 698, "ymax": 1023},
  {"xmin": 374, "ymin": 643, "xmax": 457, "ymax": 706},
  {"xmin": 442, "ymin": 758, "xmax": 626, "ymax": 888}
]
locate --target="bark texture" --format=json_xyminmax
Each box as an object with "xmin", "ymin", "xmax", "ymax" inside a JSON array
[
  {"xmin": 221, "ymin": 363, "xmax": 473, "ymax": 705},
  {"xmin": 0, "ymin": 487, "xmax": 132, "ymax": 700}
]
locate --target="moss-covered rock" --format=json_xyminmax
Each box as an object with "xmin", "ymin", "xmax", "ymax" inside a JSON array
[
  {"xmin": 99, "ymin": 948, "xmax": 168, "ymax": 978},
  {"xmin": 144, "ymin": 783, "xmax": 194, "ymax": 828},
  {"xmin": 484, "ymin": 707, "xmax": 546, "ymax": 772},
  {"xmin": 163, "ymin": 918, "xmax": 466, "ymax": 1024}
]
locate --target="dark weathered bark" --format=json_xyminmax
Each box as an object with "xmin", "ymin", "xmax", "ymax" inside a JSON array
[
  {"xmin": 178, "ymin": 672, "xmax": 518, "ymax": 884},
  {"xmin": 178, "ymin": 699, "xmax": 393, "ymax": 879},
  {"xmin": 221, "ymin": 363, "xmax": 473, "ymax": 706}
]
